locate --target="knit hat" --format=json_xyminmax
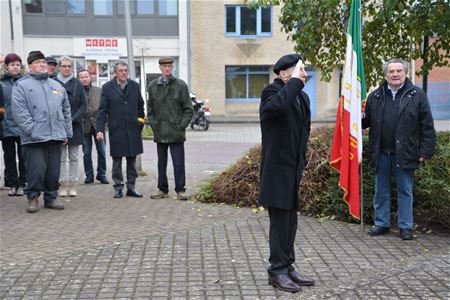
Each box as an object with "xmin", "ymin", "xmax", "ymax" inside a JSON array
[
  {"xmin": 4, "ymin": 53, "xmax": 22, "ymax": 65},
  {"xmin": 27, "ymin": 50, "xmax": 45, "ymax": 65}
]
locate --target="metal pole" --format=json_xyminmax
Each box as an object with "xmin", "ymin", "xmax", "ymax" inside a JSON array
[
  {"xmin": 124, "ymin": 0, "xmax": 142, "ymax": 171},
  {"xmin": 360, "ymin": 162, "xmax": 364, "ymax": 238},
  {"xmin": 124, "ymin": 0, "xmax": 135, "ymax": 80},
  {"xmin": 359, "ymin": 0, "xmax": 364, "ymax": 239}
]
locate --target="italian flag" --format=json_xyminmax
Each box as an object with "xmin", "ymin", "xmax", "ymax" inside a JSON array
[{"xmin": 330, "ymin": 0, "xmax": 366, "ymax": 220}]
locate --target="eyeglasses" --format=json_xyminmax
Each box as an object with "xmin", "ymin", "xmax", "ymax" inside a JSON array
[{"xmin": 60, "ymin": 65, "xmax": 72, "ymax": 68}]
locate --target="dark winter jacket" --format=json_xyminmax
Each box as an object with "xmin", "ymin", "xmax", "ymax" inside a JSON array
[
  {"xmin": 96, "ymin": 79, "xmax": 144, "ymax": 158},
  {"xmin": 362, "ymin": 78, "xmax": 436, "ymax": 169},
  {"xmin": 147, "ymin": 75, "xmax": 193, "ymax": 143},
  {"xmin": 0, "ymin": 86, "xmax": 4, "ymax": 139},
  {"xmin": 259, "ymin": 77, "xmax": 311, "ymax": 210},
  {"xmin": 56, "ymin": 76, "xmax": 87, "ymax": 145},
  {"xmin": 1, "ymin": 73, "xmax": 22, "ymax": 137}
]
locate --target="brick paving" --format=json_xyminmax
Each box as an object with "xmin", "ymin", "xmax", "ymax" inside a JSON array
[{"xmin": 1, "ymin": 124, "xmax": 449, "ymax": 299}]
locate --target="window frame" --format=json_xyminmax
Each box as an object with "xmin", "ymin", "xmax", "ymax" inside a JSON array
[
  {"xmin": 225, "ymin": 65, "xmax": 270, "ymax": 103},
  {"xmin": 224, "ymin": 5, "xmax": 272, "ymax": 37}
]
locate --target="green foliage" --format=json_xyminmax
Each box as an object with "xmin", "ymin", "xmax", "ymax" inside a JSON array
[
  {"xmin": 193, "ymin": 127, "xmax": 450, "ymax": 231},
  {"xmin": 246, "ymin": 0, "xmax": 450, "ymax": 88}
]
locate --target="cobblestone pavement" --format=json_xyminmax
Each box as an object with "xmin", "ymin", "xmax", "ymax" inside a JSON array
[{"xmin": 1, "ymin": 124, "xmax": 449, "ymax": 299}]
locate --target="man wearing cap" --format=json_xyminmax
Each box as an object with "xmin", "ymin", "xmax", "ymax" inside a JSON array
[
  {"xmin": 46, "ymin": 56, "xmax": 58, "ymax": 79},
  {"xmin": 147, "ymin": 57, "xmax": 193, "ymax": 201},
  {"xmin": 96, "ymin": 61, "xmax": 144, "ymax": 199},
  {"xmin": 259, "ymin": 54, "xmax": 315, "ymax": 292},
  {"xmin": 12, "ymin": 50, "xmax": 72, "ymax": 213}
]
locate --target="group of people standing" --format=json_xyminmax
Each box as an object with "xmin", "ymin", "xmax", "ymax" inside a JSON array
[
  {"xmin": 0, "ymin": 50, "xmax": 436, "ymax": 294},
  {"xmin": 0, "ymin": 51, "xmax": 193, "ymax": 213}
]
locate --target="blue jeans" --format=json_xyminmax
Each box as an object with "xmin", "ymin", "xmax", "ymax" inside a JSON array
[
  {"xmin": 82, "ymin": 128, "xmax": 107, "ymax": 179},
  {"xmin": 374, "ymin": 152, "xmax": 414, "ymax": 229}
]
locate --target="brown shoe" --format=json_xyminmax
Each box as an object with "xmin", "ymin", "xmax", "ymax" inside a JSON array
[
  {"xmin": 150, "ymin": 190, "xmax": 169, "ymax": 199},
  {"xmin": 44, "ymin": 199, "xmax": 65, "ymax": 210},
  {"xmin": 288, "ymin": 271, "xmax": 315, "ymax": 286},
  {"xmin": 27, "ymin": 197, "xmax": 39, "ymax": 213},
  {"xmin": 176, "ymin": 192, "xmax": 189, "ymax": 201},
  {"xmin": 268, "ymin": 274, "xmax": 302, "ymax": 293}
]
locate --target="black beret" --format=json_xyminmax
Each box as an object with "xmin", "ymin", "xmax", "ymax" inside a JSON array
[
  {"xmin": 27, "ymin": 50, "xmax": 45, "ymax": 65},
  {"xmin": 159, "ymin": 56, "xmax": 174, "ymax": 64},
  {"xmin": 46, "ymin": 56, "xmax": 57, "ymax": 65},
  {"xmin": 273, "ymin": 53, "xmax": 303, "ymax": 75}
]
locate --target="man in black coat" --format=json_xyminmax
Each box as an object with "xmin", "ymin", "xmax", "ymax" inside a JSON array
[
  {"xmin": 96, "ymin": 62, "xmax": 145, "ymax": 199},
  {"xmin": 363, "ymin": 58, "xmax": 436, "ymax": 240},
  {"xmin": 259, "ymin": 54, "xmax": 315, "ymax": 293}
]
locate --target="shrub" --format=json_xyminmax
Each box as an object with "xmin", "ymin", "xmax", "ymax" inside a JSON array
[{"xmin": 192, "ymin": 127, "xmax": 450, "ymax": 231}]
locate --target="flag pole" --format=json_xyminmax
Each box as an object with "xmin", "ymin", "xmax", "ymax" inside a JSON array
[
  {"xmin": 359, "ymin": 0, "xmax": 364, "ymax": 239},
  {"xmin": 360, "ymin": 162, "xmax": 364, "ymax": 238}
]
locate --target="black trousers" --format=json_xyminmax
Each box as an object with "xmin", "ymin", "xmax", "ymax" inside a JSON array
[
  {"xmin": 156, "ymin": 142, "xmax": 186, "ymax": 193},
  {"xmin": 268, "ymin": 206, "xmax": 298, "ymax": 276},
  {"xmin": 2, "ymin": 136, "xmax": 26, "ymax": 187},
  {"xmin": 21, "ymin": 141, "xmax": 62, "ymax": 203},
  {"xmin": 112, "ymin": 156, "xmax": 137, "ymax": 191}
]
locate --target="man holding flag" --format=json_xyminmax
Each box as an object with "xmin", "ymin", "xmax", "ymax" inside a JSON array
[
  {"xmin": 362, "ymin": 59, "xmax": 436, "ymax": 240},
  {"xmin": 330, "ymin": 0, "xmax": 365, "ymax": 221}
]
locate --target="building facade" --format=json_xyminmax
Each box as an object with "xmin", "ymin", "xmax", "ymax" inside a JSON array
[
  {"xmin": 1, "ymin": 0, "xmax": 188, "ymax": 99},
  {"xmin": 189, "ymin": 0, "xmax": 341, "ymax": 118}
]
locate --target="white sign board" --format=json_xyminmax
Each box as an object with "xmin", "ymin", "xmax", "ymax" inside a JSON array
[{"xmin": 73, "ymin": 38, "xmax": 127, "ymax": 63}]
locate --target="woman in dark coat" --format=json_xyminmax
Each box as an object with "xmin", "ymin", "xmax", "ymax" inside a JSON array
[
  {"xmin": 259, "ymin": 54, "xmax": 314, "ymax": 293},
  {"xmin": 96, "ymin": 62, "xmax": 144, "ymax": 198},
  {"xmin": 1, "ymin": 53, "xmax": 26, "ymax": 196},
  {"xmin": 56, "ymin": 56, "xmax": 87, "ymax": 197}
]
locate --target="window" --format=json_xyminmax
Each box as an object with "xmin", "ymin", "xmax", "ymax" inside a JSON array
[
  {"xmin": 94, "ymin": 0, "xmax": 113, "ymax": 15},
  {"xmin": 225, "ymin": 5, "xmax": 271, "ymax": 36},
  {"xmin": 137, "ymin": 0, "xmax": 154, "ymax": 14},
  {"xmin": 67, "ymin": 0, "xmax": 85, "ymax": 14},
  {"xmin": 118, "ymin": 0, "xmax": 154, "ymax": 15},
  {"xmin": 159, "ymin": 0, "xmax": 177, "ymax": 16},
  {"xmin": 43, "ymin": 0, "xmax": 84, "ymax": 15},
  {"xmin": 24, "ymin": 0, "xmax": 43, "ymax": 13},
  {"xmin": 225, "ymin": 66, "xmax": 270, "ymax": 102}
]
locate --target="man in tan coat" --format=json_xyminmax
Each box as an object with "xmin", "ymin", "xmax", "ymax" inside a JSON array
[{"xmin": 78, "ymin": 69, "xmax": 109, "ymax": 184}]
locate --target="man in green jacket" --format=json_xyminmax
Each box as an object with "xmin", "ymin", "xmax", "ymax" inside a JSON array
[{"xmin": 147, "ymin": 57, "xmax": 193, "ymax": 200}]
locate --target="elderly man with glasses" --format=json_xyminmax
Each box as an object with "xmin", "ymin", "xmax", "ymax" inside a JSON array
[{"xmin": 55, "ymin": 56, "xmax": 87, "ymax": 197}]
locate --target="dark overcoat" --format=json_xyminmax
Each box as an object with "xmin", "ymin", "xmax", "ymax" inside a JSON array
[
  {"xmin": 259, "ymin": 77, "xmax": 311, "ymax": 211},
  {"xmin": 96, "ymin": 79, "xmax": 144, "ymax": 158},
  {"xmin": 56, "ymin": 77, "xmax": 87, "ymax": 145}
]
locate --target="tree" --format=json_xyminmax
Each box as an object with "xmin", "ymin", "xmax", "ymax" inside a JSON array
[{"xmin": 247, "ymin": 0, "xmax": 450, "ymax": 88}]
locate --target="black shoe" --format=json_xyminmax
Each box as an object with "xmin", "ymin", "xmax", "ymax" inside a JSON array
[
  {"xmin": 400, "ymin": 228, "xmax": 413, "ymax": 240},
  {"xmin": 268, "ymin": 274, "xmax": 301, "ymax": 293},
  {"xmin": 126, "ymin": 189, "xmax": 143, "ymax": 198},
  {"xmin": 367, "ymin": 226, "xmax": 390, "ymax": 236},
  {"xmin": 114, "ymin": 190, "xmax": 123, "ymax": 198},
  {"xmin": 288, "ymin": 271, "xmax": 315, "ymax": 286},
  {"xmin": 96, "ymin": 176, "xmax": 109, "ymax": 184},
  {"xmin": 84, "ymin": 177, "xmax": 94, "ymax": 184}
]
